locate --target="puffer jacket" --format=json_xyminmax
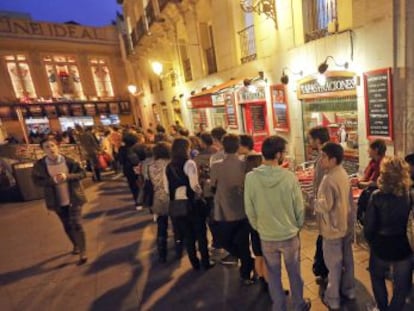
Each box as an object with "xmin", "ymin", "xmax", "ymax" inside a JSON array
[
  {"xmin": 364, "ymin": 189, "xmax": 413, "ymax": 261},
  {"xmin": 32, "ymin": 156, "xmax": 87, "ymax": 211}
]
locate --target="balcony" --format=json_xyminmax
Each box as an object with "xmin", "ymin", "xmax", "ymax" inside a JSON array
[
  {"xmin": 135, "ymin": 17, "xmax": 146, "ymax": 43},
  {"xmin": 159, "ymin": 0, "xmax": 169, "ymax": 11},
  {"xmin": 205, "ymin": 47, "xmax": 217, "ymax": 74},
  {"xmin": 145, "ymin": 1, "xmax": 155, "ymax": 27},
  {"xmin": 182, "ymin": 58, "xmax": 192, "ymax": 82},
  {"xmin": 238, "ymin": 25, "xmax": 257, "ymax": 64}
]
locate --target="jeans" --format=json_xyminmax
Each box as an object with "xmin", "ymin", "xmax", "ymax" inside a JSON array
[
  {"xmin": 55, "ymin": 204, "xmax": 86, "ymax": 253},
  {"xmin": 322, "ymin": 233, "xmax": 355, "ymax": 309},
  {"xmin": 369, "ymin": 253, "xmax": 412, "ymax": 311},
  {"xmin": 261, "ymin": 236, "xmax": 306, "ymax": 311},
  {"xmin": 156, "ymin": 215, "xmax": 168, "ymax": 260}
]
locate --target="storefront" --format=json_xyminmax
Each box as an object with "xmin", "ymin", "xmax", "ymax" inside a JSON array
[
  {"xmin": 297, "ymin": 71, "xmax": 359, "ymax": 173},
  {"xmin": 0, "ymin": 100, "xmax": 133, "ymax": 142},
  {"xmin": 189, "ymin": 79, "xmax": 243, "ymax": 133},
  {"xmin": 236, "ymin": 83, "xmax": 269, "ymax": 152}
]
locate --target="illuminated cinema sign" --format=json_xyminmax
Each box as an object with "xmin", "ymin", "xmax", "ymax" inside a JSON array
[{"xmin": 0, "ymin": 17, "xmax": 111, "ymax": 41}]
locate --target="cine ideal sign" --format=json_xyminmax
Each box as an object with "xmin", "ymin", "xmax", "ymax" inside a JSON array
[
  {"xmin": 297, "ymin": 71, "xmax": 357, "ymax": 99},
  {"xmin": 0, "ymin": 17, "xmax": 114, "ymax": 42}
]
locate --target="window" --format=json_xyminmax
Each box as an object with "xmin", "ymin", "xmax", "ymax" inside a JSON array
[
  {"xmin": 4, "ymin": 54, "xmax": 37, "ymax": 99},
  {"xmin": 303, "ymin": 0, "xmax": 337, "ymax": 42},
  {"xmin": 90, "ymin": 58, "xmax": 114, "ymax": 98},
  {"xmin": 43, "ymin": 55, "xmax": 85, "ymax": 99},
  {"xmin": 199, "ymin": 23, "xmax": 217, "ymax": 74}
]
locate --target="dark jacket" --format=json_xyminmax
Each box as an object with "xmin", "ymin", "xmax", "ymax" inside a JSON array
[
  {"xmin": 364, "ymin": 190, "xmax": 413, "ymax": 261},
  {"xmin": 32, "ymin": 156, "xmax": 87, "ymax": 211}
]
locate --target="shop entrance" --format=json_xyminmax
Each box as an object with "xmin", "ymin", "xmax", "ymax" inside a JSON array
[
  {"xmin": 302, "ymin": 96, "xmax": 359, "ymax": 173},
  {"xmin": 241, "ymin": 101, "xmax": 268, "ymax": 152}
]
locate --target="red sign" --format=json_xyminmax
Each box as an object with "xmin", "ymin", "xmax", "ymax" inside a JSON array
[
  {"xmin": 270, "ymin": 84, "xmax": 290, "ymax": 132},
  {"xmin": 190, "ymin": 95, "xmax": 213, "ymax": 109}
]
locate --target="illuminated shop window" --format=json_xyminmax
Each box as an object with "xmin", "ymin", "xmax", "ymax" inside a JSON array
[
  {"xmin": 43, "ymin": 55, "xmax": 85, "ymax": 99},
  {"xmin": 4, "ymin": 54, "xmax": 37, "ymax": 99},
  {"xmin": 303, "ymin": 0, "xmax": 337, "ymax": 42},
  {"xmin": 90, "ymin": 58, "xmax": 114, "ymax": 98}
]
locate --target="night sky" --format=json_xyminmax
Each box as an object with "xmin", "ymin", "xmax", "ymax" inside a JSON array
[{"xmin": 0, "ymin": 0, "xmax": 122, "ymax": 26}]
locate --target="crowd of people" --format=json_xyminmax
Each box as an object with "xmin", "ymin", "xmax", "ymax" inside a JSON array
[{"xmin": 30, "ymin": 122, "xmax": 414, "ymax": 311}]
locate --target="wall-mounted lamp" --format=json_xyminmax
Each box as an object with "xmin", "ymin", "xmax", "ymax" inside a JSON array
[
  {"xmin": 318, "ymin": 56, "xmax": 349, "ymax": 74},
  {"xmin": 240, "ymin": 0, "xmax": 278, "ymax": 28},
  {"xmin": 151, "ymin": 61, "xmax": 163, "ymax": 76},
  {"xmin": 280, "ymin": 67, "xmax": 303, "ymax": 85},
  {"xmin": 128, "ymin": 84, "xmax": 143, "ymax": 96}
]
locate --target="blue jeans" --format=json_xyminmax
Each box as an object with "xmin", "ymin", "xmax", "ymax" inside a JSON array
[
  {"xmin": 261, "ymin": 236, "xmax": 306, "ymax": 311},
  {"xmin": 322, "ymin": 233, "xmax": 355, "ymax": 309},
  {"xmin": 369, "ymin": 253, "xmax": 412, "ymax": 311}
]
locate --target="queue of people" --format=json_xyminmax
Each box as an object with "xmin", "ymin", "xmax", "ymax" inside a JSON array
[{"xmin": 30, "ymin": 121, "xmax": 414, "ymax": 311}]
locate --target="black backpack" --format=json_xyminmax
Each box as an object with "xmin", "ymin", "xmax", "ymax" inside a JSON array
[{"xmin": 357, "ymin": 185, "xmax": 378, "ymax": 225}]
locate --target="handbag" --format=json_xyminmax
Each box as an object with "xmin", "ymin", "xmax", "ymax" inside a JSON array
[
  {"xmin": 142, "ymin": 166, "xmax": 154, "ymax": 208},
  {"xmin": 97, "ymin": 153, "xmax": 108, "ymax": 169},
  {"xmin": 169, "ymin": 199, "xmax": 191, "ymax": 217}
]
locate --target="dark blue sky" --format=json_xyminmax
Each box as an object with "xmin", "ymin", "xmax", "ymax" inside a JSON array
[{"xmin": 0, "ymin": 0, "xmax": 122, "ymax": 26}]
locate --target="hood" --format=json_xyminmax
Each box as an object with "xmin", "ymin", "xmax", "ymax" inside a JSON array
[{"xmin": 252, "ymin": 164, "xmax": 290, "ymax": 188}]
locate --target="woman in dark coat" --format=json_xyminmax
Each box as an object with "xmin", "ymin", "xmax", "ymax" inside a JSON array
[{"xmin": 364, "ymin": 156, "xmax": 413, "ymax": 311}]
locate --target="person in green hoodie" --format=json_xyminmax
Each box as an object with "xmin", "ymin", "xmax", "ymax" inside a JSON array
[{"xmin": 244, "ymin": 135, "xmax": 310, "ymax": 311}]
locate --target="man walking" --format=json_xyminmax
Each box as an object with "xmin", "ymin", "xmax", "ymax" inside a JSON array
[
  {"xmin": 315, "ymin": 142, "xmax": 355, "ymax": 310},
  {"xmin": 32, "ymin": 137, "xmax": 88, "ymax": 265},
  {"xmin": 244, "ymin": 135, "xmax": 310, "ymax": 311}
]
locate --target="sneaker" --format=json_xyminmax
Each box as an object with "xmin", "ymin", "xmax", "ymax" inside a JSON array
[
  {"xmin": 220, "ymin": 254, "xmax": 238, "ymax": 265},
  {"xmin": 302, "ymin": 298, "xmax": 312, "ymax": 311},
  {"xmin": 77, "ymin": 254, "xmax": 88, "ymax": 266},
  {"xmin": 202, "ymin": 260, "xmax": 216, "ymax": 270},
  {"xmin": 136, "ymin": 205, "xmax": 143, "ymax": 211},
  {"xmin": 240, "ymin": 277, "xmax": 255, "ymax": 286},
  {"xmin": 72, "ymin": 247, "xmax": 80, "ymax": 255}
]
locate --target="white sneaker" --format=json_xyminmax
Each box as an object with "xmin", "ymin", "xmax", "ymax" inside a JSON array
[
  {"xmin": 153, "ymin": 214, "xmax": 157, "ymax": 222},
  {"xmin": 135, "ymin": 205, "xmax": 143, "ymax": 211}
]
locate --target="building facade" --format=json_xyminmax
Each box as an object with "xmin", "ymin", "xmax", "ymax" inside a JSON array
[
  {"xmin": 0, "ymin": 13, "xmax": 134, "ymax": 143},
  {"xmin": 120, "ymin": 0, "xmax": 414, "ymax": 168}
]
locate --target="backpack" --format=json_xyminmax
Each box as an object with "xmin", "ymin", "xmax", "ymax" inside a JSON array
[{"xmin": 357, "ymin": 185, "xmax": 378, "ymax": 225}]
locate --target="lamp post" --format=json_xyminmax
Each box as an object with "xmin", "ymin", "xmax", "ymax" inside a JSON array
[{"xmin": 127, "ymin": 84, "xmax": 143, "ymax": 128}]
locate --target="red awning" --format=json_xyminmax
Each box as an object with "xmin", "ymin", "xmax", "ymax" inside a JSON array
[{"xmin": 190, "ymin": 79, "xmax": 243, "ymax": 108}]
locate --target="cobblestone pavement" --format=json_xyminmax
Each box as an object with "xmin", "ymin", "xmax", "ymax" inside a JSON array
[{"xmin": 0, "ymin": 173, "xmax": 413, "ymax": 311}]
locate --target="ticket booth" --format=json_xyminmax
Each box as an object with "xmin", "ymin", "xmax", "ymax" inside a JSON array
[{"xmin": 237, "ymin": 84, "xmax": 269, "ymax": 152}]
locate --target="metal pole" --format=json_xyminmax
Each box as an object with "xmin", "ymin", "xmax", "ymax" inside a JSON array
[{"xmin": 15, "ymin": 106, "xmax": 29, "ymax": 144}]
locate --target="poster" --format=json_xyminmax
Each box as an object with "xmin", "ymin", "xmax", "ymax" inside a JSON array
[{"xmin": 270, "ymin": 84, "xmax": 290, "ymax": 131}]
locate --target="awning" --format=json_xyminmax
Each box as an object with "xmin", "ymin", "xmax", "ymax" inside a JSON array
[{"xmin": 190, "ymin": 78, "xmax": 244, "ymax": 108}]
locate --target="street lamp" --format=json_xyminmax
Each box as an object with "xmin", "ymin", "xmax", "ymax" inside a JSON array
[{"xmin": 127, "ymin": 84, "xmax": 137, "ymax": 95}]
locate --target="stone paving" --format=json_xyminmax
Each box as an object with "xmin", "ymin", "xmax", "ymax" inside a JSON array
[{"xmin": 0, "ymin": 173, "xmax": 413, "ymax": 311}]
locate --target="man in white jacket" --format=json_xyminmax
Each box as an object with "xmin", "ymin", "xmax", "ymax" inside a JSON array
[{"xmin": 315, "ymin": 142, "xmax": 355, "ymax": 311}]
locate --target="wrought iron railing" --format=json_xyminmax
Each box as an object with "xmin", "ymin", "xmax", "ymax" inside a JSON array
[
  {"xmin": 145, "ymin": 1, "xmax": 155, "ymax": 27},
  {"xmin": 182, "ymin": 58, "xmax": 192, "ymax": 82},
  {"xmin": 136, "ymin": 17, "xmax": 146, "ymax": 42},
  {"xmin": 238, "ymin": 25, "xmax": 257, "ymax": 64},
  {"xmin": 205, "ymin": 47, "xmax": 217, "ymax": 74}
]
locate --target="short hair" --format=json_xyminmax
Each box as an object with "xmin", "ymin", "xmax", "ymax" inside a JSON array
[
  {"xmin": 211, "ymin": 126, "xmax": 227, "ymax": 142},
  {"xmin": 370, "ymin": 139, "xmax": 387, "ymax": 156},
  {"xmin": 199, "ymin": 132, "xmax": 213, "ymax": 146},
  {"xmin": 40, "ymin": 137, "xmax": 57, "ymax": 149},
  {"xmin": 156, "ymin": 124, "xmax": 166, "ymax": 133},
  {"xmin": 321, "ymin": 142, "xmax": 344, "ymax": 165},
  {"xmin": 239, "ymin": 134, "xmax": 254, "ymax": 151},
  {"xmin": 178, "ymin": 128, "xmax": 190, "ymax": 137},
  {"xmin": 405, "ymin": 153, "xmax": 414, "ymax": 166},
  {"xmin": 308, "ymin": 126, "xmax": 330, "ymax": 144},
  {"xmin": 153, "ymin": 142, "xmax": 170, "ymax": 160},
  {"xmin": 222, "ymin": 134, "xmax": 240, "ymax": 154},
  {"xmin": 378, "ymin": 156, "xmax": 411, "ymax": 196},
  {"xmin": 262, "ymin": 136, "xmax": 287, "ymax": 160}
]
